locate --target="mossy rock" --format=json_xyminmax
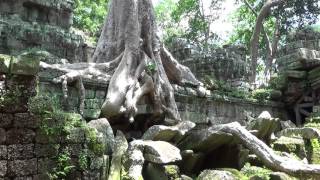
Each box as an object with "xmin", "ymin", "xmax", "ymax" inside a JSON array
[
  {"xmin": 272, "ymin": 136, "xmax": 306, "ymax": 159},
  {"xmin": 241, "ymin": 163, "xmax": 272, "ymax": 180},
  {"xmin": 0, "ymin": 54, "xmax": 11, "ymax": 73},
  {"xmin": 11, "ymin": 53, "xmax": 40, "ymax": 75},
  {"xmin": 305, "ymin": 139, "xmax": 320, "ymax": 164}
]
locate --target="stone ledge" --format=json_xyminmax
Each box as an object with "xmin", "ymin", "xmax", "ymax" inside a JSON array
[{"xmin": 0, "ymin": 54, "xmax": 40, "ymax": 75}]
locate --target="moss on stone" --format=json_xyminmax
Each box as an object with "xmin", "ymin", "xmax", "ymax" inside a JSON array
[
  {"xmin": 272, "ymin": 136, "xmax": 306, "ymax": 159},
  {"xmin": 241, "ymin": 163, "xmax": 272, "ymax": 180},
  {"xmin": 218, "ymin": 168, "xmax": 247, "ymax": 179},
  {"xmin": 0, "ymin": 54, "xmax": 11, "ymax": 73}
]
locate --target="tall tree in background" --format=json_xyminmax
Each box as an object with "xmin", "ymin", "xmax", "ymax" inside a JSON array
[
  {"xmin": 155, "ymin": 0, "xmax": 224, "ymax": 50},
  {"xmin": 230, "ymin": 0, "xmax": 320, "ymax": 83},
  {"xmin": 250, "ymin": 0, "xmax": 320, "ymax": 82}
]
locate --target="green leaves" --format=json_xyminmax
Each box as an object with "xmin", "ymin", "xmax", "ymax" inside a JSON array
[{"xmin": 73, "ymin": 0, "xmax": 109, "ymax": 37}]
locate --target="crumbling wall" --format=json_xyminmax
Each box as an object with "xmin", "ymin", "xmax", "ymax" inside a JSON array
[
  {"xmin": 0, "ymin": 0, "xmax": 90, "ymax": 63},
  {"xmin": 172, "ymin": 43, "xmax": 251, "ymax": 83},
  {"xmin": 0, "ymin": 54, "xmax": 109, "ymax": 179}
]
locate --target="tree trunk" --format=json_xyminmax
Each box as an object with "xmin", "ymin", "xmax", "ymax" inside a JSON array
[
  {"xmin": 250, "ymin": 0, "xmax": 285, "ymax": 82},
  {"xmin": 42, "ymin": 0, "xmax": 203, "ymax": 124},
  {"xmin": 221, "ymin": 122, "xmax": 320, "ymax": 178}
]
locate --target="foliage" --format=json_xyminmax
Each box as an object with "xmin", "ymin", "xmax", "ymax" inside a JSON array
[
  {"xmin": 217, "ymin": 168, "xmax": 247, "ymax": 179},
  {"xmin": 0, "ymin": 85, "xmax": 22, "ymax": 108},
  {"xmin": 268, "ymin": 74, "xmax": 287, "ymax": 90},
  {"xmin": 73, "ymin": 0, "xmax": 109, "ymax": 37},
  {"xmin": 49, "ymin": 148, "xmax": 75, "ymax": 180},
  {"xmin": 28, "ymin": 95, "xmax": 104, "ymax": 176},
  {"xmin": 241, "ymin": 163, "xmax": 272, "ymax": 180},
  {"xmin": 251, "ymin": 88, "xmax": 272, "ymax": 102},
  {"xmin": 78, "ymin": 150, "xmax": 89, "ymax": 170},
  {"xmin": 84, "ymin": 127, "xmax": 105, "ymax": 156},
  {"xmin": 155, "ymin": 0, "xmax": 184, "ymax": 46},
  {"xmin": 155, "ymin": 0, "xmax": 223, "ymax": 50},
  {"xmin": 146, "ymin": 62, "xmax": 157, "ymax": 74}
]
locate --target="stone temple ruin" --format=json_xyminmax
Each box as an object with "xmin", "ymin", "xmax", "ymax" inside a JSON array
[
  {"xmin": 0, "ymin": 0, "xmax": 90, "ymax": 63},
  {"xmin": 1, "ymin": 1, "xmax": 320, "ymax": 180}
]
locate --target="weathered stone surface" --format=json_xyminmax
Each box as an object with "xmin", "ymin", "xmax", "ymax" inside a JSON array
[
  {"xmin": 197, "ymin": 170, "xmax": 237, "ymax": 180},
  {"xmin": 144, "ymin": 163, "xmax": 181, "ymax": 180},
  {"xmin": 280, "ymin": 120, "xmax": 296, "ymax": 129},
  {"xmin": 8, "ymin": 144, "xmax": 34, "ymax": 160},
  {"xmin": 0, "ymin": 146, "xmax": 7, "ymax": 160},
  {"xmin": 272, "ymin": 136, "xmax": 306, "ymax": 159},
  {"xmin": 142, "ymin": 121, "xmax": 195, "ymax": 142},
  {"xmin": 65, "ymin": 127, "xmax": 85, "ymax": 143},
  {"xmin": 6, "ymin": 128, "xmax": 35, "ymax": 144},
  {"xmin": 35, "ymin": 144, "xmax": 58, "ymax": 158},
  {"xmin": 0, "ymin": 161, "xmax": 7, "ymax": 177},
  {"xmin": 248, "ymin": 111, "xmax": 280, "ymax": 144},
  {"xmin": 7, "ymin": 159, "xmax": 37, "ymax": 176},
  {"xmin": 13, "ymin": 113, "xmax": 39, "ymax": 128},
  {"xmin": 37, "ymin": 158, "xmax": 56, "ymax": 174},
  {"xmin": 178, "ymin": 124, "xmax": 234, "ymax": 152},
  {"xmin": 108, "ymin": 131, "xmax": 128, "ymax": 180},
  {"xmin": 276, "ymin": 127, "xmax": 320, "ymax": 139},
  {"xmin": 10, "ymin": 55, "xmax": 40, "ymax": 75},
  {"xmin": 180, "ymin": 150, "xmax": 205, "ymax": 174},
  {"xmin": 143, "ymin": 141, "xmax": 182, "ymax": 164},
  {"xmin": 0, "ymin": 128, "xmax": 5, "ymax": 144},
  {"xmin": 88, "ymin": 118, "xmax": 114, "ymax": 155},
  {"xmin": 0, "ymin": 113, "xmax": 13, "ymax": 128},
  {"xmin": 0, "ymin": 54, "xmax": 11, "ymax": 73},
  {"xmin": 122, "ymin": 148, "xmax": 144, "ymax": 180},
  {"xmin": 269, "ymin": 172, "xmax": 292, "ymax": 180}
]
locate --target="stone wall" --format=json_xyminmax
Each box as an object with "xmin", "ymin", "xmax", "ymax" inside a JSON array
[
  {"xmin": 0, "ymin": 55, "xmax": 109, "ymax": 179},
  {"xmin": 0, "ymin": 0, "xmax": 74, "ymax": 29},
  {"xmin": 172, "ymin": 44, "xmax": 251, "ymax": 83},
  {"xmin": 37, "ymin": 66, "xmax": 286, "ymax": 125},
  {"xmin": 0, "ymin": 0, "xmax": 90, "ymax": 63}
]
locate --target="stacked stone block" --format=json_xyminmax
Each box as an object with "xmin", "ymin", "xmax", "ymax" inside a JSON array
[
  {"xmin": 172, "ymin": 44, "xmax": 251, "ymax": 83},
  {"xmin": 0, "ymin": 0, "xmax": 89, "ymax": 63},
  {"xmin": 0, "ymin": 54, "xmax": 109, "ymax": 179}
]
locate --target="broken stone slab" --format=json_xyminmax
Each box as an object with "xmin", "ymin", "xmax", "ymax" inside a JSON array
[
  {"xmin": 280, "ymin": 120, "xmax": 296, "ymax": 129},
  {"xmin": 0, "ymin": 54, "xmax": 11, "ymax": 73},
  {"xmin": 122, "ymin": 148, "xmax": 144, "ymax": 180},
  {"xmin": 178, "ymin": 124, "xmax": 234, "ymax": 153},
  {"xmin": 143, "ymin": 141, "xmax": 182, "ymax": 164},
  {"xmin": 144, "ymin": 163, "xmax": 181, "ymax": 180},
  {"xmin": 247, "ymin": 111, "xmax": 280, "ymax": 144},
  {"xmin": 108, "ymin": 131, "xmax": 128, "ymax": 180},
  {"xmin": 88, "ymin": 118, "xmax": 114, "ymax": 155},
  {"xmin": 276, "ymin": 127, "xmax": 320, "ymax": 139},
  {"xmin": 10, "ymin": 53, "xmax": 40, "ymax": 75},
  {"xmin": 180, "ymin": 150, "xmax": 205, "ymax": 175},
  {"xmin": 121, "ymin": 140, "xmax": 182, "ymax": 179},
  {"xmin": 142, "ymin": 121, "xmax": 195, "ymax": 143},
  {"xmin": 286, "ymin": 70, "xmax": 307, "ymax": 79},
  {"xmin": 272, "ymin": 136, "xmax": 307, "ymax": 160},
  {"xmin": 269, "ymin": 172, "xmax": 294, "ymax": 180},
  {"xmin": 197, "ymin": 170, "xmax": 237, "ymax": 180}
]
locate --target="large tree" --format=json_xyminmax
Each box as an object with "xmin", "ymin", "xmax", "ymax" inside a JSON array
[
  {"xmin": 45, "ymin": 0, "xmax": 205, "ymax": 125},
  {"xmin": 40, "ymin": 0, "xmax": 320, "ymax": 176}
]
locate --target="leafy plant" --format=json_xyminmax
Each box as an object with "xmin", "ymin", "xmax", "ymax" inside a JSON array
[
  {"xmin": 49, "ymin": 149, "xmax": 75, "ymax": 180},
  {"xmin": 251, "ymin": 89, "xmax": 272, "ymax": 102},
  {"xmin": 73, "ymin": 0, "xmax": 109, "ymax": 38},
  {"xmin": 146, "ymin": 62, "xmax": 157, "ymax": 74},
  {"xmin": 78, "ymin": 150, "xmax": 89, "ymax": 170}
]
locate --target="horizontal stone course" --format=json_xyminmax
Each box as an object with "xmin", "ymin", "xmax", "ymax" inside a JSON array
[{"xmin": 7, "ymin": 158, "xmax": 37, "ymax": 177}]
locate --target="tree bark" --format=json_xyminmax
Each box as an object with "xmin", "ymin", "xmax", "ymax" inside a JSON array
[
  {"xmin": 250, "ymin": 0, "xmax": 285, "ymax": 82},
  {"xmin": 220, "ymin": 122, "xmax": 320, "ymax": 178},
  {"xmin": 41, "ymin": 0, "xmax": 203, "ymax": 124}
]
